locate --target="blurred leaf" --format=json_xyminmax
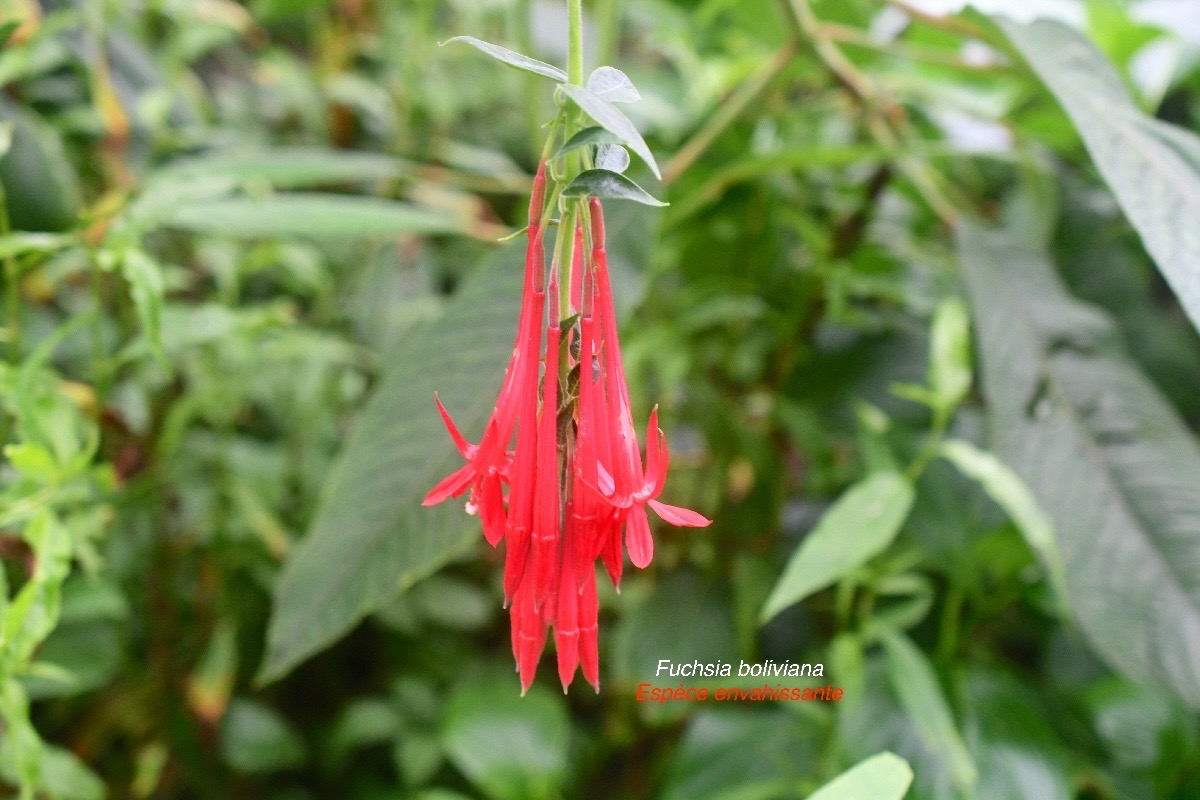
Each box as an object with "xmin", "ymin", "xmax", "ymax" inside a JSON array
[
  {"xmin": 259, "ymin": 249, "xmax": 523, "ymax": 683},
  {"xmin": 1000, "ymin": 18, "xmax": 1200, "ymax": 333},
  {"xmin": 562, "ymin": 169, "xmax": 666, "ymax": 206},
  {"xmin": 0, "ymin": 232, "xmax": 73, "ymax": 260},
  {"xmin": 120, "ymin": 249, "xmax": 165, "ymax": 365},
  {"xmin": 559, "ymin": 84, "xmax": 661, "ymax": 179},
  {"xmin": 0, "ymin": 97, "xmax": 81, "ymax": 232},
  {"xmin": 32, "ymin": 746, "xmax": 105, "ymax": 800},
  {"xmin": 878, "ymin": 628, "xmax": 977, "ymax": 792},
  {"xmin": 928, "ymin": 297, "xmax": 972, "ymax": 414},
  {"xmin": 440, "ymin": 673, "xmax": 568, "ymax": 800},
  {"xmin": 962, "ymin": 220, "xmax": 1200, "ymax": 707},
  {"xmin": 586, "ymin": 66, "xmax": 640, "ymax": 103},
  {"xmin": 805, "ymin": 752, "xmax": 913, "ymax": 800},
  {"xmin": 938, "ymin": 439, "xmax": 1068, "ymax": 615},
  {"xmin": 148, "ymin": 147, "xmax": 413, "ymax": 189},
  {"xmin": 219, "ymin": 698, "xmax": 305, "ymax": 775},
  {"xmin": 161, "ymin": 195, "xmax": 468, "ymax": 240},
  {"xmin": 328, "ymin": 698, "xmax": 398, "ymax": 766},
  {"xmin": 761, "ymin": 472, "xmax": 914, "ymax": 623},
  {"xmin": 441, "ymin": 36, "xmax": 566, "ymax": 82},
  {"xmin": 661, "ymin": 710, "xmax": 819, "ymax": 800}
]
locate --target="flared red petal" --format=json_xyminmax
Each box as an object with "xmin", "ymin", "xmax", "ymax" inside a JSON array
[
  {"xmin": 625, "ymin": 505, "xmax": 654, "ymax": 568},
  {"xmin": 648, "ymin": 499, "xmax": 711, "ymax": 528}
]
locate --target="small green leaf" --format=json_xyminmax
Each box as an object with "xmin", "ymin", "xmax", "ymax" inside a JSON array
[
  {"xmin": 761, "ymin": 472, "xmax": 914, "ymax": 623},
  {"xmin": 441, "ymin": 673, "xmax": 569, "ymax": 800},
  {"xmin": 220, "ymin": 699, "xmax": 306, "ymax": 775},
  {"xmin": 596, "ymin": 144, "xmax": 630, "ymax": 173},
  {"xmin": 559, "ymin": 84, "xmax": 661, "ymax": 179},
  {"xmin": 939, "ymin": 439, "xmax": 1069, "ymax": 616},
  {"xmin": 441, "ymin": 36, "xmax": 567, "ymax": 82},
  {"xmin": 586, "ymin": 66, "xmax": 640, "ymax": 103},
  {"xmin": 805, "ymin": 752, "xmax": 913, "ymax": 800},
  {"xmin": 562, "ymin": 169, "xmax": 666, "ymax": 207},
  {"xmin": 928, "ymin": 297, "xmax": 972, "ymax": 413},
  {"xmin": 553, "ymin": 126, "xmax": 621, "ymax": 160},
  {"xmin": 121, "ymin": 249, "xmax": 166, "ymax": 366},
  {"xmin": 0, "ymin": 232, "xmax": 73, "ymax": 261},
  {"xmin": 878, "ymin": 628, "xmax": 977, "ymax": 792},
  {"xmin": 161, "ymin": 195, "xmax": 466, "ymax": 239}
]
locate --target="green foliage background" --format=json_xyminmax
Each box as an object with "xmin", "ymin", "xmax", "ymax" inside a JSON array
[{"xmin": 0, "ymin": 0, "xmax": 1199, "ymax": 798}]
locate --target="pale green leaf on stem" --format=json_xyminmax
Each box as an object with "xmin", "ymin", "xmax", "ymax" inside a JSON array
[
  {"xmin": 559, "ymin": 84, "xmax": 661, "ymax": 179},
  {"xmin": 760, "ymin": 472, "xmax": 914, "ymax": 623},
  {"xmin": 442, "ymin": 36, "xmax": 567, "ymax": 83},
  {"xmin": 805, "ymin": 751, "xmax": 913, "ymax": 800}
]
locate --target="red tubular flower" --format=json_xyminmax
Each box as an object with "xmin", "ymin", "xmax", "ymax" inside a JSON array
[{"xmin": 425, "ymin": 179, "xmax": 709, "ymax": 695}]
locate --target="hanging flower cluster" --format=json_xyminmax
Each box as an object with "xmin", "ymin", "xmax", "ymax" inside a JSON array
[{"xmin": 422, "ymin": 162, "xmax": 710, "ymax": 693}]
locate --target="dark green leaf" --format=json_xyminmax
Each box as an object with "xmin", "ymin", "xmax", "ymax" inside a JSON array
[
  {"xmin": 562, "ymin": 169, "xmax": 666, "ymax": 207},
  {"xmin": 441, "ymin": 673, "xmax": 568, "ymax": 800},
  {"xmin": 559, "ymin": 84, "xmax": 661, "ymax": 179},
  {"xmin": 554, "ymin": 127, "xmax": 621, "ymax": 165},
  {"xmin": 760, "ymin": 472, "xmax": 914, "ymax": 623},
  {"xmin": 441, "ymin": 36, "xmax": 566, "ymax": 82},
  {"xmin": 258, "ymin": 249, "xmax": 523, "ymax": 683},
  {"xmin": 961, "ymin": 220, "xmax": 1200, "ymax": 707},
  {"xmin": 661, "ymin": 710, "xmax": 818, "ymax": 800},
  {"xmin": 1000, "ymin": 18, "xmax": 1200, "ymax": 333}
]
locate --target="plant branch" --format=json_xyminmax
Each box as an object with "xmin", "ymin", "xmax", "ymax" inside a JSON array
[{"xmin": 661, "ymin": 42, "xmax": 798, "ymax": 186}]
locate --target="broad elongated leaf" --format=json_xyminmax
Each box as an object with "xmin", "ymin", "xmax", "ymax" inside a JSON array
[
  {"xmin": 258, "ymin": 250, "xmax": 524, "ymax": 683},
  {"xmin": 1000, "ymin": 18, "xmax": 1200, "ymax": 333},
  {"xmin": 441, "ymin": 36, "xmax": 567, "ymax": 82},
  {"xmin": 760, "ymin": 472, "xmax": 914, "ymax": 623},
  {"xmin": 148, "ymin": 147, "xmax": 412, "ymax": 189},
  {"xmin": 879, "ymin": 628, "xmax": 977, "ymax": 792},
  {"xmin": 960, "ymin": 220, "xmax": 1200, "ymax": 707},
  {"xmin": 162, "ymin": 195, "xmax": 467, "ymax": 239},
  {"xmin": 562, "ymin": 169, "xmax": 666, "ymax": 207},
  {"xmin": 559, "ymin": 84, "xmax": 661, "ymax": 179},
  {"xmin": 806, "ymin": 752, "xmax": 913, "ymax": 800}
]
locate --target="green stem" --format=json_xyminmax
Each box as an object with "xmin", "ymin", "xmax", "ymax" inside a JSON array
[
  {"xmin": 568, "ymin": 0, "xmax": 584, "ymax": 86},
  {"xmin": 90, "ymin": 253, "xmax": 110, "ymax": 408},
  {"xmin": 557, "ymin": 204, "xmax": 576, "ymax": 323},
  {"xmin": 0, "ymin": 183, "xmax": 17, "ymax": 363}
]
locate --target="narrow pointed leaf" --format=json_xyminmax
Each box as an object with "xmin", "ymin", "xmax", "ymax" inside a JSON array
[
  {"xmin": 553, "ymin": 126, "xmax": 621, "ymax": 160},
  {"xmin": 562, "ymin": 169, "xmax": 666, "ymax": 207},
  {"xmin": 559, "ymin": 84, "xmax": 661, "ymax": 179},
  {"xmin": 441, "ymin": 36, "xmax": 566, "ymax": 82},
  {"xmin": 879, "ymin": 628, "xmax": 977, "ymax": 792},
  {"xmin": 999, "ymin": 18, "xmax": 1200, "ymax": 333},
  {"xmin": 760, "ymin": 472, "xmax": 914, "ymax": 623},
  {"xmin": 939, "ymin": 439, "xmax": 1070, "ymax": 616}
]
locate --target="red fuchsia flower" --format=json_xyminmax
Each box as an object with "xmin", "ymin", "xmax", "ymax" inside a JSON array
[{"xmin": 424, "ymin": 168, "xmax": 711, "ymax": 695}]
